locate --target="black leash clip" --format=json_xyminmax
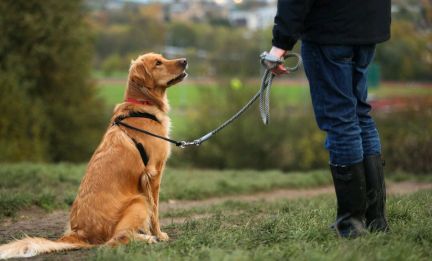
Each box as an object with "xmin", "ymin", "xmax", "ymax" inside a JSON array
[{"xmin": 260, "ymin": 51, "xmax": 302, "ymax": 72}]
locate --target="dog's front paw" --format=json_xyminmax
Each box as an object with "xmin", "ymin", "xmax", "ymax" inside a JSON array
[
  {"xmin": 137, "ymin": 234, "xmax": 158, "ymax": 244},
  {"xmin": 157, "ymin": 232, "xmax": 169, "ymax": 241}
]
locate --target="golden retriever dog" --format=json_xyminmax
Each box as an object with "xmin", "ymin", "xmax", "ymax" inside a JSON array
[{"xmin": 0, "ymin": 53, "xmax": 187, "ymax": 259}]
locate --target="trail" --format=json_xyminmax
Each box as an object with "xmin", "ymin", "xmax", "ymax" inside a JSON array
[
  {"xmin": 159, "ymin": 181, "xmax": 432, "ymax": 225},
  {"xmin": 1, "ymin": 181, "xmax": 431, "ymax": 244}
]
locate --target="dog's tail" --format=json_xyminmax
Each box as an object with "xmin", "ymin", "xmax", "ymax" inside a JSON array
[{"xmin": 0, "ymin": 234, "xmax": 91, "ymax": 260}]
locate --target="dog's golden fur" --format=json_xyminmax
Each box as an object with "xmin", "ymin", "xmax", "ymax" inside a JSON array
[{"xmin": 0, "ymin": 53, "xmax": 187, "ymax": 259}]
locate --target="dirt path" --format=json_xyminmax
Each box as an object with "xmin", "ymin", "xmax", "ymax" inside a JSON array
[
  {"xmin": 160, "ymin": 181, "xmax": 432, "ymax": 212},
  {"xmin": 159, "ymin": 181, "xmax": 432, "ymax": 225},
  {"xmin": 1, "ymin": 181, "xmax": 431, "ymax": 244}
]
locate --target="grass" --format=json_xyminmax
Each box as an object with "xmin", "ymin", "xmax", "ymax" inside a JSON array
[
  {"xmin": 97, "ymin": 82, "xmax": 214, "ymax": 108},
  {"xmin": 0, "ymin": 163, "xmax": 83, "ymax": 218},
  {"xmin": 94, "ymin": 190, "xmax": 432, "ymax": 261},
  {"xmin": 97, "ymin": 82, "xmax": 311, "ymax": 109},
  {"xmin": 0, "ymin": 163, "xmax": 431, "ymax": 260},
  {"xmin": 159, "ymin": 169, "xmax": 331, "ymax": 201},
  {"xmin": 98, "ymin": 83, "xmax": 126, "ymax": 107},
  {"xmin": 1, "ymin": 163, "xmax": 431, "ymax": 220},
  {"xmin": 0, "ymin": 163, "xmax": 331, "ymax": 219},
  {"xmin": 374, "ymin": 83, "xmax": 432, "ymax": 98},
  {"xmin": 93, "ymin": 70, "xmax": 128, "ymax": 80}
]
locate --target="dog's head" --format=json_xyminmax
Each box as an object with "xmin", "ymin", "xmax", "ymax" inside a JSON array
[{"xmin": 129, "ymin": 53, "xmax": 187, "ymax": 89}]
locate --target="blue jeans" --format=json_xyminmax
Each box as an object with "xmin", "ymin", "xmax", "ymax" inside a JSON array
[{"xmin": 301, "ymin": 41, "xmax": 381, "ymax": 165}]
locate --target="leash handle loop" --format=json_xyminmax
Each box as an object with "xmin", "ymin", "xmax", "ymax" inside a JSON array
[
  {"xmin": 283, "ymin": 52, "xmax": 302, "ymax": 72},
  {"xmin": 260, "ymin": 51, "xmax": 302, "ymax": 72}
]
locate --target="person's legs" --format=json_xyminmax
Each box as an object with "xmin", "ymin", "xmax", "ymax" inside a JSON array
[
  {"xmin": 302, "ymin": 41, "xmax": 367, "ymax": 238},
  {"xmin": 301, "ymin": 42, "xmax": 363, "ymax": 166},
  {"xmin": 352, "ymin": 45, "xmax": 389, "ymax": 232},
  {"xmin": 352, "ymin": 45, "xmax": 381, "ymax": 156}
]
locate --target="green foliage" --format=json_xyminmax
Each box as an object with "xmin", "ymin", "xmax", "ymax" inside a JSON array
[
  {"xmin": 0, "ymin": 78, "xmax": 48, "ymax": 161},
  {"xmin": 101, "ymin": 54, "xmax": 126, "ymax": 76},
  {"xmin": 95, "ymin": 190, "xmax": 432, "ymax": 261},
  {"xmin": 375, "ymin": 20, "xmax": 432, "ymax": 81},
  {"xmin": 377, "ymin": 98, "xmax": 432, "ymax": 174},
  {"xmin": 0, "ymin": 0, "xmax": 107, "ymax": 162},
  {"xmin": 171, "ymin": 83, "xmax": 432, "ymax": 174},
  {"xmin": 97, "ymin": 81, "xmax": 432, "ymax": 174},
  {"xmin": 172, "ymin": 82, "xmax": 327, "ymax": 171}
]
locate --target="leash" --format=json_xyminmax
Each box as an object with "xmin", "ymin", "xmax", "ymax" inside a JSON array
[
  {"xmin": 177, "ymin": 52, "xmax": 302, "ymax": 148},
  {"xmin": 114, "ymin": 120, "xmax": 184, "ymax": 147},
  {"xmin": 115, "ymin": 52, "xmax": 302, "ymax": 148},
  {"xmin": 259, "ymin": 52, "xmax": 302, "ymax": 125}
]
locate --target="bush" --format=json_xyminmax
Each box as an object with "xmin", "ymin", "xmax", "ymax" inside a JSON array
[
  {"xmin": 171, "ymin": 81, "xmax": 327, "ymax": 171},
  {"xmin": 171, "ymin": 83, "xmax": 432, "ymax": 174},
  {"xmin": 101, "ymin": 54, "xmax": 126, "ymax": 76},
  {"xmin": 376, "ymin": 98, "xmax": 432, "ymax": 174}
]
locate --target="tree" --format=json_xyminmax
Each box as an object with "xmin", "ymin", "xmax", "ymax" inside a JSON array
[{"xmin": 0, "ymin": 0, "xmax": 107, "ymax": 162}]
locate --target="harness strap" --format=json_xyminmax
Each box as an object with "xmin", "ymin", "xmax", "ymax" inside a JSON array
[
  {"xmin": 131, "ymin": 138, "xmax": 149, "ymax": 165},
  {"xmin": 113, "ymin": 111, "xmax": 163, "ymax": 165},
  {"xmin": 113, "ymin": 111, "xmax": 184, "ymax": 147},
  {"xmin": 115, "ymin": 121, "xmax": 183, "ymax": 147},
  {"xmin": 113, "ymin": 111, "xmax": 160, "ymax": 124}
]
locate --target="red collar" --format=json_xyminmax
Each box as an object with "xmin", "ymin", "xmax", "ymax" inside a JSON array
[{"xmin": 125, "ymin": 98, "xmax": 154, "ymax": 106}]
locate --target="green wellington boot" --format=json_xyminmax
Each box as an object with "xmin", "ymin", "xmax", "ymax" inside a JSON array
[
  {"xmin": 330, "ymin": 162, "xmax": 368, "ymax": 238},
  {"xmin": 364, "ymin": 155, "xmax": 390, "ymax": 232}
]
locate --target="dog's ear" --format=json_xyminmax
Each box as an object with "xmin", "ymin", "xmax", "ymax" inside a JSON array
[{"xmin": 129, "ymin": 59, "xmax": 152, "ymax": 89}]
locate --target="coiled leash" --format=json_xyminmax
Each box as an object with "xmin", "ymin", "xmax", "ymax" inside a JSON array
[
  {"xmin": 115, "ymin": 52, "xmax": 302, "ymax": 148},
  {"xmin": 259, "ymin": 52, "xmax": 302, "ymax": 125}
]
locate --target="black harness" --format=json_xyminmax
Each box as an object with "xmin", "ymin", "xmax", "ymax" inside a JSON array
[{"xmin": 112, "ymin": 112, "xmax": 161, "ymax": 166}]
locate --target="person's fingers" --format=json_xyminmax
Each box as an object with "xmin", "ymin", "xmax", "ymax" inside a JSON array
[
  {"xmin": 278, "ymin": 64, "xmax": 289, "ymax": 74},
  {"xmin": 271, "ymin": 64, "xmax": 289, "ymax": 76},
  {"xmin": 271, "ymin": 68, "xmax": 281, "ymax": 76}
]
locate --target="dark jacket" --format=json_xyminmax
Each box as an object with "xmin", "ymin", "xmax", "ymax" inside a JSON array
[{"xmin": 272, "ymin": 0, "xmax": 391, "ymax": 50}]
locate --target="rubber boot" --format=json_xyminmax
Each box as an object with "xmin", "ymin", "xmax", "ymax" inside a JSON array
[
  {"xmin": 330, "ymin": 162, "xmax": 367, "ymax": 238},
  {"xmin": 364, "ymin": 155, "xmax": 389, "ymax": 232}
]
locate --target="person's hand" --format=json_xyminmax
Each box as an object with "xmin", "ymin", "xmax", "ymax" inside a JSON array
[{"xmin": 268, "ymin": 46, "xmax": 288, "ymax": 76}]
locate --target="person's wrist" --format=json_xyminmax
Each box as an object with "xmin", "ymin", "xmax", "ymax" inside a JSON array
[{"xmin": 269, "ymin": 46, "xmax": 287, "ymax": 58}]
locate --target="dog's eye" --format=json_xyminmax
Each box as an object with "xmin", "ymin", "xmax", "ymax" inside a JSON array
[{"xmin": 155, "ymin": 60, "xmax": 162, "ymax": 66}]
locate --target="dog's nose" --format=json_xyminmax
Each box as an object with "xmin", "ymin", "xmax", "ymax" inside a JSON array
[{"xmin": 179, "ymin": 58, "xmax": 187, "ymax": 67}]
